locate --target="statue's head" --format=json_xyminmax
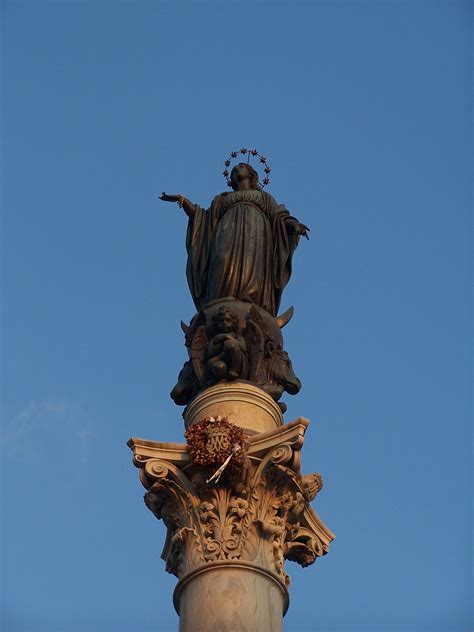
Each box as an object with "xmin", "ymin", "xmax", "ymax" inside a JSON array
[
  {"xmin": 230, "ymin": 163, "xmax": 260, "ymax": 191},
  {"xmin": 213, "ymin": 306, "xmax": 239, "ymax": 333}
]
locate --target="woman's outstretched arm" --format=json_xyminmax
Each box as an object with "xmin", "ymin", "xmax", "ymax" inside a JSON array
[{"xmin": 159, "ymin": 192, "xmax": 195, "ymax": 219}]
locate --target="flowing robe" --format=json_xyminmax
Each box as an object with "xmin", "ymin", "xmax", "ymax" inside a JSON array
[{"xmin": 186, "ymin": 189, "xmax": 301, "ymax": 317}]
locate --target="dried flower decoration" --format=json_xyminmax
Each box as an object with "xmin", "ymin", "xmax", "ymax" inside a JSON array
[{"xmin": 184, "ymin": 416, "xmax": 248, "ymax": 479}]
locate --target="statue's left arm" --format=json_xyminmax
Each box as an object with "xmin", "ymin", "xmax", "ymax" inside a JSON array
[
  {"xmin": 264, "ymin": 192, "xmax": 310, "ymax": 240},
  {"xmin": 286, "ymin": 217, "xmax": 310, "ymax": 240},
  {"xmin": 260, "ymin": 192, "xmax": 310, "ymax": 305}
]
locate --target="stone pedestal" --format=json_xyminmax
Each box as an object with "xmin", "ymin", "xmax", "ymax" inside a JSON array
[
  {"xmin": 128, "ymin": 384, "xmax": 334, "ymax": 631},
  {"xmin": 184, "ymin": 381, "xmax": 283, "ymax": 435}
]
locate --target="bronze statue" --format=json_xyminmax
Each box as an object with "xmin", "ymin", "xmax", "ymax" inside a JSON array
[
  {"xmin": 160, "ymin": 161, "xmax": 309, "ymax": 317},
  {"xmin": 161, "ymin": 150, "xmax": 309, "ymax": 410}
]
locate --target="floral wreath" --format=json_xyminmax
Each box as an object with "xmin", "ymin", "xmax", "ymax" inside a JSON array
[
  {"xmin": 222, "ymin": 148, "xmax": 271, "ymax": 188},
  {"xmin": 185, "ymin": 416, "xmax": 248, "ymax": 475}
]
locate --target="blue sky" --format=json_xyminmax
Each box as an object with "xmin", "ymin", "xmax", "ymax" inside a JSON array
[{"xmin": 2, "ymin": 2, "xmax": 471, "ymax": 631}]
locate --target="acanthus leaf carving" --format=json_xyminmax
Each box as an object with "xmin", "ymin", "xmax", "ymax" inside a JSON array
[{"xmin": 130, "ymin": 421, "xmax": 334, "ymax": 585}]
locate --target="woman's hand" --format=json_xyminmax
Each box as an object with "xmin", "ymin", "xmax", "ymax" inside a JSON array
[
  {"xmin": 288, "ymin": 218, "xmax": 310, "ymax": 240},
  {"xmin": 297, "ymin": 223, "xmax": 310, "ymax": 240},
  {"xmin": 159, "ymin": 192, "xmax": 195, "ymax": 218},
  {"xmin": 159, "ymin": 192, "xmax": 182, "ymax": 203}
]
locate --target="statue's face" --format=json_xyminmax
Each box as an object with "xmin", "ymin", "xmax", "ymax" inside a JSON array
[
  {"xmin": 217, "ymin": 312, "xmax": 234, "ymax": 332},
  {"xmin": 232, "ymin": 163, "xmax": 250, "ymax": 180}
]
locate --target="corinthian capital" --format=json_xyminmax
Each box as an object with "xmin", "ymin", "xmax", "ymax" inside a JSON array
[{"xmin": 128, "ymin": 418, "xmax": 334, "ymax": 585}]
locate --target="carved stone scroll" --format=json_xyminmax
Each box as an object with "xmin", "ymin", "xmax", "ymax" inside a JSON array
[{"xmin": 128, "ymin": 417, "xmax": 334, "ymax": 614}]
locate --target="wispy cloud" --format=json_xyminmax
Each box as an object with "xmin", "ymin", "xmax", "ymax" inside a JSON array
[
  {"xmin": 1, "ymin": 399, "xmax": 94, "ymax": 464},
  {"xmin": 76, "ymin": 428, "xmax": 93, "ymax": 464}
]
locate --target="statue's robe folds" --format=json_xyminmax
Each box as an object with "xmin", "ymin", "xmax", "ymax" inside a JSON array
[{"xmin": 186, "ymin": 189, "xmax": 300, "ymax": 317}]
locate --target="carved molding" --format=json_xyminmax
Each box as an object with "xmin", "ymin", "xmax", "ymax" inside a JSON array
[{"xmin": 128, "ymin": 419, "xmax": 334, "ymax": 587}]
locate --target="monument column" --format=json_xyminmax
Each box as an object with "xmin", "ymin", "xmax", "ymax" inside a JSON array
[{"xmin": 128, "ymin": 147, "xmax": 334, "ymax": 630}]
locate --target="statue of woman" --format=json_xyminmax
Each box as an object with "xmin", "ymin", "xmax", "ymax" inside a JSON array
[{"xmin": 160, "ymin": 162, "xmax": 309, "ymax": 317}]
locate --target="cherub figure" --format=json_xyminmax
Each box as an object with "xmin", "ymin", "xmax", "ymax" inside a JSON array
[{"xmin": 207, "ymin": 307, "xmax": 248, "ymax": 381}]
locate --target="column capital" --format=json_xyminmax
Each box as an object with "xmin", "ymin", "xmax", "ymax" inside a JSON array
[{"xmin": 128, "ymin": 418, "xmax": 334, "ymax": 590}]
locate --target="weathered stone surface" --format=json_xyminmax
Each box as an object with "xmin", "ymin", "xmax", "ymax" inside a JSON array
[
  {"xmin": 183, "ymin": 381, "xmax": 283, "ymax": 435},
  {"xmin": 175, "ymin": 563, "xmax": 287, "ymax": 632}
]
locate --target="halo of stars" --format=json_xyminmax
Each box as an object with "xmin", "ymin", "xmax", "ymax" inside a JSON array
[{"xmin": 222, "ymin": 148, "xmax": 271, "ymax": 188}]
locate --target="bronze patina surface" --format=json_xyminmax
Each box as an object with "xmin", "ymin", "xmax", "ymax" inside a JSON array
[{"xmin": 161, "ymin": 162, "xmax": 309, "ymax": 408}]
